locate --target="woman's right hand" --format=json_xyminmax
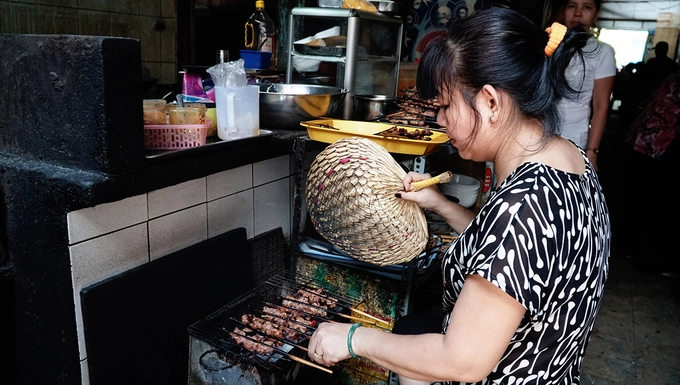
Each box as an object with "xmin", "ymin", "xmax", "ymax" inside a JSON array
[
  {"xmin": 398, "ymin": 172, "xmax": 477, "ymax": 233},
  {"xmin": 398, "ymin": 172, "xmax": 450, "ymax": 212}
]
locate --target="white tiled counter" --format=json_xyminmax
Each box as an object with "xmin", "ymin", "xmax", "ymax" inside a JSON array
[{"xmin": 65, "ymin": 151, "xmax": 296, "ymax": 383}]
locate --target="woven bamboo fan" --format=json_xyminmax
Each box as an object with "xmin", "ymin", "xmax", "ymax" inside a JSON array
[{"xmin": 305, "ymin": 136, "xmax": 429, "ymax": 266}]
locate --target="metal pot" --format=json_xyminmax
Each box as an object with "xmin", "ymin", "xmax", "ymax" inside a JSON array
[
  {"xmin": 352, "ymin": 94, "xmax": 398, "ymax": 121},
  {"xmin": 259, "ymin": 84, "xmax": 349, "ymax": 130}
]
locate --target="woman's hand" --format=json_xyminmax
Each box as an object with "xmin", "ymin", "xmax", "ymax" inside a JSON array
[
  {"xmin": 398, "ymin": 172, "xmax": 450, "ymax": 212},
  {"xmin": 307, "ymin": 322, "xmax": 352, "ymax": 366},
  {"xmin": 398, "ymin": 172, "xmax": 476, "ymax": 233}
]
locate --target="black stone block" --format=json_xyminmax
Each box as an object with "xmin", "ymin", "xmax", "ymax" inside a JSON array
[{"xmin": 0, "ymin": 34, "xmax": 145, "ymax": 176}]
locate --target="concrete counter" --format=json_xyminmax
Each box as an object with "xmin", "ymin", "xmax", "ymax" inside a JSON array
[{"xmin": 0, "ymin": 33, "xmax": 309, "ymax": 385}]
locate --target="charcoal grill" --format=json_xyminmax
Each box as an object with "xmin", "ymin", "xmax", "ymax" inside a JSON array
[{"xmin": 188, "ymin": 272, "xmax": 390, "ymax": 385}]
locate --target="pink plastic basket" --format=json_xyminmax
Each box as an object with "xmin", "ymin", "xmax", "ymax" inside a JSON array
[{"xmin": 144, "ymin": 121, "xmax": 210, "ymax": 150}]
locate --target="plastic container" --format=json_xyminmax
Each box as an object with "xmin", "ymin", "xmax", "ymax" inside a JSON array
[
  {"xmin": 214, "ymin": 85, "xmax": 260, "ymax": 141},
  {"xmin": 479, "ymin": 161, "xmax": 496, "ymax": 206},
  {"xmin": 438, "ymin": 174, "xmax": 481, "ymax": 208},
  {"xmin": 300, "ymin": 118, "xmax": 450, "ymax": 155},
  {"xmin": 239, "ymin": 50, "xmax": 272, "ymax": 70},
  {"xmin": 143, "ymin": 99, "xmax": 167, "ymax": 125},
  {"xmin": 185, "ymin": 103, "xmax": 216, "ymax": 137},
  {"xmin": 293, "ymin": 56, "xmax": 321, "ymax": 72},
  {"xmin": 244, "ymin": 0, "xmax": 276, "ymax": 60},
  {"xmin": 167, "ymin": 105, "xmax": 206, "ymax": 125},
  {"xmin": 144, "ymin": 121, "xmax": 210, "ymax": 150}
]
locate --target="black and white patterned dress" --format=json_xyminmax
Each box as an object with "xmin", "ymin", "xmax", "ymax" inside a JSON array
[{"xmin": 441, "ymin": 151, "xmax": 610, "ymax": 385}]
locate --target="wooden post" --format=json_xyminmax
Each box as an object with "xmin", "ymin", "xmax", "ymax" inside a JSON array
[{"xmin": 655, "ymin": 12, "xmax": 680, "ymax": 60}]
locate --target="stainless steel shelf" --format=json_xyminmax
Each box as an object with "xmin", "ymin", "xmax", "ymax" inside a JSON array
[
  {"xmin": 291, "ymin": 7, "xmax": 403, "ymax": 22},
  {"xmin": 286, "ymin": 7, "xmax": 404, "ymax": 118}
]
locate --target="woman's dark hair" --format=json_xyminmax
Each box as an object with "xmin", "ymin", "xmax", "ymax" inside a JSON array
[{"xmin": 417, "ymin": 7, "xmax": 591, "ymax": 146}]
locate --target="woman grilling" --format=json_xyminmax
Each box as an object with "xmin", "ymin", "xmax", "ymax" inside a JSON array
[{"xmin": 307, "ymin": 7, "xmax": 610, "ymax": 385}]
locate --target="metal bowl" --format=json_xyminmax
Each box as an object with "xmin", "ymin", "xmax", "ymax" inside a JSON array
[
  {"xmin": 259, "ymin": 84, "xmax": 349, "ymax": 129},
  {"xmin": 352, "ymin": 94, "xmax": 398, "ymax": 121}
]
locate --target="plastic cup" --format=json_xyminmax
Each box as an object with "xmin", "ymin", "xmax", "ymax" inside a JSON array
[
  {"xmin": 143, "ymin": 99, "xmax": 167, "ymax": 125},
  {"xmin": 167, "ymin": 105, "xmax": 206, "ymax": 125}
]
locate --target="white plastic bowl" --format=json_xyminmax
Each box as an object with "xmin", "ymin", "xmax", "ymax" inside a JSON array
[
  {"xmin": 439, "ymin": 174, "xmax": 481, "ymax": 208},
  {"xmin": 293, "ymin": 56, "xmax": 321, "ymax": 72}
]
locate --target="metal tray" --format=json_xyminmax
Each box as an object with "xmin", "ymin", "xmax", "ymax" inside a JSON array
[
  {"xmin": 294, "ymin": 44, "xmax": 346, "ymax": 57},
  {"xmin": 300, "ymin": 119, "xmax": 449, "ymax": 155},
  {"xmin": 294, "ymin": 35, "xmax": 347, "ymax": 57}
]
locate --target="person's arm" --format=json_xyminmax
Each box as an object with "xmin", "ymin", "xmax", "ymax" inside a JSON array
[
  {"xmin": 397, "ymin": 172, "xmax": 477, "ymax": 234},
  {"xmin": 308, "ymin": 275, "xmax": 526, "ymax": 383},
  {"xmin": 587, "ymin": 75, "xmax": 615, "ymax": 170}
]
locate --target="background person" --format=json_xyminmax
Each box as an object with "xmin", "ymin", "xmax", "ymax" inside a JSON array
[
  {"xmin": 642, "ymin": 41, "xmax": 679, "ymax": 91},
  {"xmin": 618, "ymin": 69, "xmax": 680, "ymax": 277},
  {"xmin": 307, "ymin": 8, "xmax": 610, "ymax": 385},
  {"xmin": 556, "ymin": 0, "xmax": 616, "ymax": 170}
]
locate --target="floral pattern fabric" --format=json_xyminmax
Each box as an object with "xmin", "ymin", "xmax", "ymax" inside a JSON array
[{"xmin": 626, "ymin": 69, "xmax": 680, "ymax": 159}]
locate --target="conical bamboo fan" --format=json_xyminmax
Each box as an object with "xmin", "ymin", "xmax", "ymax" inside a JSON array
[{"xmin": 305, "ymin": 137, "xmax": 429, "ymax": 266}]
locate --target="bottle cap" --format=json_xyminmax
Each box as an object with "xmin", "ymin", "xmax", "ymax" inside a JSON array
[{"xmin": 255, "ymin": 0, "xmax": 265, "ymax": 9}]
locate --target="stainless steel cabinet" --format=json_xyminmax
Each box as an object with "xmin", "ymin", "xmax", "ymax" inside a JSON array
[{"xmin": 285, "ymin": 7, "xmax": 404, "ymax": 118}]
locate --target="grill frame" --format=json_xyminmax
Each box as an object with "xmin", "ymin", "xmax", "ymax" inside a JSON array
[{"xmin": 187, "ymin": 272, "xmax": 382, "ymax": 384}]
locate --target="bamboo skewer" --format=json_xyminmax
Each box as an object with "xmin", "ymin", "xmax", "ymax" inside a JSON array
[
  {"xmin": 337, "ymin": 312, "xmax": 376, "ymax": 325},
  {"xmin": 288, "ymin": 354, "xmax": 333, "ymax": 374},
  {"xmin": 227, "ymin": 325, "xmax": 332, "ymax": 374},
  {"xmin": 409, "ymin": 171, "xmax": 453, "ymax": 192},
  {"xmin": 275, "ymin": 295, "xmax": 374, "ymax": 325},
  {"xmin": 349, "ymin": 308, "xmax": 391, "ymax": 326}
]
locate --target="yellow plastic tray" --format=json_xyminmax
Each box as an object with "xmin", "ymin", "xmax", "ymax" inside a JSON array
[{"xmin": 300, "ymin": 119, "xmax": 449, "ymax": 155}]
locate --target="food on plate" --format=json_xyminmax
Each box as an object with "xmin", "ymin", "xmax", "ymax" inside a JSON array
[{"xmin": 377, "ymin": 126, "xmax": 433, "ymax": 140}]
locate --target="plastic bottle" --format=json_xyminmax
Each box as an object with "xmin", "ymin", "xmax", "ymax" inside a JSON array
[
  {"xmin": 479, "ymin": 161, "xmax": 496, "ymax": 207},
  {"xmin": 244, "ymin": 0, "xmax": 276, "ymax": 65}
]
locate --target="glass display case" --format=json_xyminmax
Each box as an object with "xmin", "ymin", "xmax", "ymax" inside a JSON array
[{"xmin": 285, "ymin": 7, "xmax": 404, "ymax": 118}]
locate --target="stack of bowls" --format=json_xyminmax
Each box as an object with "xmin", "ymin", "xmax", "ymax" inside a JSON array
[{"xmin": 438, "ymin": 174, "xmax": 481, "ymax": 208}]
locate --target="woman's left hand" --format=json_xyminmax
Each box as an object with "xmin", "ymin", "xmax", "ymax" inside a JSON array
[{"xmin": 307, "ymin": 322, "xmax": 352, "ymax": 366}]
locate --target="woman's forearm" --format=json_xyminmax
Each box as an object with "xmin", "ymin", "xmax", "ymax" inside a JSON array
[{"xmin": 351, "ymin": 328, "xmax": 480, "ymax": 382}]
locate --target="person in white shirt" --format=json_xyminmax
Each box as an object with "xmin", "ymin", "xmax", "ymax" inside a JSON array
[{"xmin": 557, "ymin": 0, "xmax": 616, "ymax": 170}]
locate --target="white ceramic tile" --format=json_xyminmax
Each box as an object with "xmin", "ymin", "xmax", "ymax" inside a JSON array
[
  {"xmin": 148, "ymin": 204, "xmax": 208, "ymax": 260},
  {"xmin": 206, "ymin": 165, "xmax": 253, "ymax": 201},
  {"xmin": 207, "ymin": 190, "xmax": 254, "ymax": 239},
  {"xmin": 67, "ymin": 194, "xmax": 147, "ymax": 245},
  {"xmin": 69, "ymin": 224, "xmax": 149, "ymax": 360},
  {"xmin": 148, "ymin": 178, "xmax": 206, "ymax": 219},
  {"xmin": 253, "ymin": 155, "xmax": 291, "ymax": 186},
  {"xmin": 254, "ymin": 177, "xmax": 291, "ymax": 238}
]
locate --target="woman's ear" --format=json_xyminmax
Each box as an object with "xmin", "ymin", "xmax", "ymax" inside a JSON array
[{"xmin": 480, "ymin": 84, "xmax": 500, "ymax": 123}]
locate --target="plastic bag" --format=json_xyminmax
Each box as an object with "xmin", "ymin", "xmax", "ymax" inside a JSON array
[{"xmin": 206, "ymin": 59, "xmax": 247, "ymax": 88}]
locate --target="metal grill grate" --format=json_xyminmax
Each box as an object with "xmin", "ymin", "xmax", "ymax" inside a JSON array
[{"xmin": 249, "ymin": 227, "xmax": 287, "ymax": 285}]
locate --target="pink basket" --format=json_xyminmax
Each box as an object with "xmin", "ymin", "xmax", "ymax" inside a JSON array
[{"xmin": 144, "ymin": 121, "xmax": 210, "ymax": 150}]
